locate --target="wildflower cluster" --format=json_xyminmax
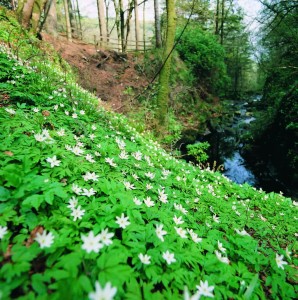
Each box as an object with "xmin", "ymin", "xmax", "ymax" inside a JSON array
[{"xmin": 0, "ymin": 14, "xmax": 297, "ymax": 300}]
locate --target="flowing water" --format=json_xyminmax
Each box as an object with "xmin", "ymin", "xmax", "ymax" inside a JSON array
[
  {"xmin": 219, "ymin": 99, "xmax": 258, "ymax": 185},
  {"xmin": 181, "ymin": 95, "xmax": 296, "ymax": 198},
  {"xmin": 206, "ymin": 96, "xmax": 296, "ymax": 198}
]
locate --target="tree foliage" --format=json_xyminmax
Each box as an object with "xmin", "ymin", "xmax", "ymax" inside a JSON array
[
  {"xmin": 249, "ymin": 0, "xmax": 298, "ymax": 186},
  {"xmin": 175, "ymin": 25, "xmax": 229, "ymax": 94}
]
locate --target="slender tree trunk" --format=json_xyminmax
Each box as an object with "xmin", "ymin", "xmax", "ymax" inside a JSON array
[
  {"xmin": 119, "ymin": 0, "xmax": 125, "ymax": 52},
  {"xmin": 143, "ymin": 0, "xmax": 146, "ymax": 51},
  {"xmin": 220, "ymin": 0, "xmax": 224, "ymax": 44},
  {"xmin": 63, "ymin": 0, "xmax": 72, "ymax": 41},
  {"xmin": 124, "ymin": 1, "xmax": 134, "ymax": 51},
  {"xmin": 75, "ymin": 0, "xmax": 82, "ymax": 39},
  {"xmin": 112, "ymin": 0, "xmax": 121, "ymax": 51},
  {"xmin": 97, "ymin": 0, "xmax": 107, "ymax": 46},
  {"xmin": 44, "ymin": 0, "xmax": 57, "ymax": 37},
  {"xmin": 68, "ymin": 0, "xmax": 77, "ymax": 37},
  {"xmin": 134, "ymin": 0, "xmax": 140, "ymax": 50},
  {"xmin": 154, "ymin": 0, "xmax": 162, "ymax": 48},
  {"xmin": 156, "ymin": 0, "xmax": 176, "ymax": 126},
  {"xmin": 105, "ymin": 0, "xmax": 110, "ymax": 42},
  {"xmin": 215, "ymin": 0, "xmax": 219, "ymax": 35}
]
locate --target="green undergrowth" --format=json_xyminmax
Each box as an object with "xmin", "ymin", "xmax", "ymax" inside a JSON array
[{"xmin": 0, "ymin": 8, "xmax": 297, "ymax": 300}]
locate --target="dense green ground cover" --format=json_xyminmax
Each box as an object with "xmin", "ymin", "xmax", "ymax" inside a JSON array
[{"xmin": 0, "ymin": 9, "xmax": 297, "ymax": 300}]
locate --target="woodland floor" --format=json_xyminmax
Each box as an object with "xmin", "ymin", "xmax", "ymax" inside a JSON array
[{"xmin": 41, "ymin": 33, "xmax": 149, "ymax": 113}]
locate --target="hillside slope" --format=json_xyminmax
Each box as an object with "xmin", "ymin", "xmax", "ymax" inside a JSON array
[
  {"xmin": 0, "ymin": 9, "xmax": 297, "ymax": 300},
  {"xmin": 41, "ymin": 32, "xmax": 148, "ymax": 113}
]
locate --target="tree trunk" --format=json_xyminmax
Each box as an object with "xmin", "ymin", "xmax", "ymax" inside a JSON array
[
  {"xmin": 18, "ymin": 0, "xmax": 35, "ymax": 29},
  {"xmin": 112, "ymin": 0, "xmax": 121, "ymax": 51},
  {"xmin": 97, "ymin": 0, "xmax": 107, "ymax": 46},
  {"xmin": 11, "ymin": 0, "xmax": 16, "ymax": 10},
  {"xmin": 105, "ymin": 0, "xmax": 110, "ymax": 42},
  {"xmin": 63, "ymin": 0, "xmax": 72, "ymax": 41},
  {"xmin": 119, "ymin": 0, "xmax": 125, "ymax": 52},
  {"xmin": 68, "ymin": 0, "xmax": 77, "ymax": 37},
  {"xmin": 75, "ymin": 0, "xmax": 83, "ymax": 39},
  {"xmin": 220, "ymin": 0, "xmax": 224, "ymax": 44},
  {"xmin": 215, "ymin": 0, "xmax": 219, "ymax": 35},
  {"xmin": 156, "ymin": 0, "xmax": 176, "ymax": 126},
  {"xmin": 134, "ymin": 0, "xmax": 140, "ymax": 50},
  {"xmin": 44, "ymin": 0, "xmax": 57, "ymax": 37},
  {"xmin": 143, "ymin": 0, "xmax": 146, "ymax": 51},
  {"xmin": 154, "ymin": 0, "xmax": 162, "ymax": 48},
  {"xmin": 124, "ymin": 0, "xmax": 134, "ymax": 51},
  {"xmin": 31, "ymin": 0, "xmax": 47, "ymax": 33}
]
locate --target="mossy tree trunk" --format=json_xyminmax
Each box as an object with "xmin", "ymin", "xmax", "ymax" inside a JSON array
[
  {"xmin": 156, "ymin": 0, "xmax": 176, "ymax": 126},
  {"xmin": 31, "ymin": 0, "xmax": 47, "ymax": 33}
]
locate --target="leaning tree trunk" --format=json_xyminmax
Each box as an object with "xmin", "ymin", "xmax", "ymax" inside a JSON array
[
  {"xmin": 63, "ymin": 0, "xmax": 72, "ymax": 41},
  {"xmin": 154, "ymin": 0, "xmax": 162, "ymax": 48},
  {"xmin": 156, "ymin": 0, "xmax": 176, "ymax": 126}
]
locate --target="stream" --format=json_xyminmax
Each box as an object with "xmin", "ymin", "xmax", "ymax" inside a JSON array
[
  {"xmin": 204, "ymin": 97, "xmax": 259, "ymax": 185},
  {"xmin": 196, "ymin": 95, "xmax": 296, "ymax": 198}
]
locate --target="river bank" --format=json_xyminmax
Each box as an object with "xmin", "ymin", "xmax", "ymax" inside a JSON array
[{"xmin": 180, "ymin": 95, "xmax": 297, "ymax": 200}]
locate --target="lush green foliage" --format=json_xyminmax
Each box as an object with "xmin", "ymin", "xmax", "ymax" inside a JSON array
[
  {"xmin": 0, "ymin": 9, "xmax": 297, "ymax": 300},
  {"xmin": 186, "ymin": 142, "xmax": 210, "ymax": 163},
  {"xmin": 247, "ymin": 1, "xmax": 298, "ymax": 186},
  {"xmin": 175, "ymin": 26, "xmax": 229, "ymax": 94},
  {"xmin": 0, "ymin": 1, "xmax": 12, "ymax": 10}
]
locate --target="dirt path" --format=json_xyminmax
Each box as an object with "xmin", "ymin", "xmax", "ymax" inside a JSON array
[{"xmin": 42, "ymin": 33, "xmax": 149, "ymax": 112}]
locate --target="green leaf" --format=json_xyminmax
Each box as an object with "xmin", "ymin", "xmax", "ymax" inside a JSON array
[
  {"xmin": 0, "ymin": 164, "xmax": 23, "ymax": 187},
  {"xmin": 78, "ymin": 275, "xmax": 93, "ymax": 293},
  {"xmin": 31, "ymin": 274, "xmax": 47, "ymax": 295},
  {"xmin": 0, "ymin": 186, "xmax": 10, "ymax": 201},
  {"xmin": 125, "ymin": 277, "xmax": 142, "ymax": 300},
  {"xmin": 45, "ymin": 269, "xmax": 70, "ymax": 280},
  {"xmin": 244, "ymin": 274, "xmax": 259, "ymax": 300},
  {"xmin": 22, "ymin": 194, "xmax": 44, "ymax": 210},
  {"xmin": 11, "ymin": 244, "xmax": 41, "ymax": 263}
]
